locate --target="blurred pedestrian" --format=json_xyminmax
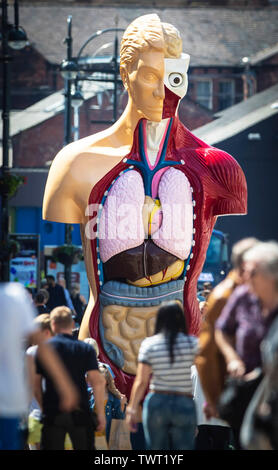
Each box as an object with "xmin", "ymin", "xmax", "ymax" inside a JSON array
[
  {"xmin": 34, "ymin": 306, "xmax": 106, "ymax": 450},
  {"xmin": 34, "ymin": 291, "xmax": 49, "ymax": 315},
  {"xmin": 214, "ymin": 241, "xmax": 278, "ymax": 448},
  {"xmin": 70, "ymin": 283, "xmax": 87, "ymax": 326},
  {"xmin": 191, "ymin": 365, "xmax": 233, "ymax": 450},
  {"xmin": 241, "ymin": 317, "xmax": 278, "ymax": 450},
  {"xmin": 195, "ymin": 237, "xmax": 259, "ymax": 422},
  {"xmin": 239, "ymin": 241, "xmax": 278, "ymax": 449},
  {"xmin": 26, "ymin": 313, "xmax": 73, "ymax": 450},
  {"xmin": 58, "ymin": 278, "xmax": 76, "ymax": 315},
  {"xmin": 0, "ymin": 283, "xmax": 78, "ymax": 450},
  {"xmin": 45, "ymin": 275, "xmax": 67, "ymax": 311},
  {"xmin": 26, "ymin": 314, "xmax": 52, "ymax": 450},
  {"xmin": 83, "ymin": 337, "xmax": 127, "ymax": 446},
  {"xmin": 126, "ymin": 301, "xmax": 198, "ymax": 450}
]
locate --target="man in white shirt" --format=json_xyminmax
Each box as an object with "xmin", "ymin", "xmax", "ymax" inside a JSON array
[{"xmin": 0, "ymin": 283, "xmax": 79, "ymax": 450}]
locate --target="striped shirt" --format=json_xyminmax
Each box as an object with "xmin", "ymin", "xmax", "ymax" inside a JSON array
[{"xmin": 138, "ymin": 332, "xmax": 199, "ymax": 394}]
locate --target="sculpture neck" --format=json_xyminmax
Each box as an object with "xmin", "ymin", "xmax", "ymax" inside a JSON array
[
  {"xmin": 107, "ymin": 100, "xmax": 145, "ymax": 148},
  {"xmin": 145, "ymin": 119, "xmax": 170, "ymax": 166}
]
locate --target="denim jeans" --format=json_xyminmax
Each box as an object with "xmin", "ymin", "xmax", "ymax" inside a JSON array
[
  {"xmin": 142, "ymin": 392, "xmax": 197, "ymax": 450},
  {"xmin": 0, "ymin": 416, "xmax": 21, "ymax": 450}
]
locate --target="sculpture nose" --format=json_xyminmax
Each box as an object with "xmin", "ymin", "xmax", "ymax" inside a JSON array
[{"xmin": 154, "ymin": 80, "xmax": 165, "ymax": 100}]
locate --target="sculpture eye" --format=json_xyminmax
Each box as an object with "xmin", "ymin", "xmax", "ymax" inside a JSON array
[
  {"xmin": 144, "ymin": 72, "xmax": 157, "ymax": 82},
  {"xmin": 168, "ymin": 73, "xmax": 184, "ymax": 87}
]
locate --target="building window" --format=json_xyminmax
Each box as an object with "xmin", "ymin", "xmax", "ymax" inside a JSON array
[
  {"xmin": 218, "ymin": 80, "xmax": 235, "ymax": 111},
  {"xmin": 195, "ymin": 80, "xmax": 213, "ymax": 110}
]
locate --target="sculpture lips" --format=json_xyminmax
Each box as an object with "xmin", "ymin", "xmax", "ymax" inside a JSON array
[{"xmin": 162, "ymin": 85, "xmax": 180, "ymax": 119}]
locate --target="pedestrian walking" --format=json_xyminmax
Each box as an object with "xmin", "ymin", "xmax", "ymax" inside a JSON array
[
  {"xmin": 215, "ymin": 241, "xmax": 278, "ymax": 448},
  {"xmin": 126, "ymin": 301, "xmax": 198, "ymax": 450},
  {"xmin": 195, "ymin": 237, "xmax": 259, "ymax": 421},
  {"xmin": 58, "ymin": 278, "xmax": 76, "ymax": 315},
  {"xmin": 34, "ymin": 306, "xmax": 106, "ymax": 450},
  {"xmin": 26, "ymin": 313, "xmax": 74, "ymax": 450},
  {"xmin": 70, "ymin": 283, "xmax": 87, "ymax": 326},
  {"xmin": 191, "ymin": 365, "xmax": 233, "ymax": 450},
  {"xmin": 239, "ymin": 241, "xmax": 278, "ymax": 449},
  {"xmin": 26, "ymin": 314, "xmax": 53, "ymax": 450},
  {"xmin": 45, "ymin": 275, "xmax": 67, "ymax": 311},
  {"xmin": 34, "ymin": 291, "xmax": 49, "ymax": 315},
  {"xmin": 83, "ymin": 337, "xmax": 127, "ymax": 446}
]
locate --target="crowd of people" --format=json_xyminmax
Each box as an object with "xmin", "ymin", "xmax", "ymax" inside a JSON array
[
  {"xmin": 32, "ymin": 276, "xmax": 87, "ymax": 327},
  {"xmin": 1, "ymin": 238, "xmax": 278, "ymax": 451}
]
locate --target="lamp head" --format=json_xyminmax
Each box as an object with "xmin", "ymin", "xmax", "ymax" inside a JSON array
[
  {"xmin": 60, "ymin": 59, "xmax": 78, "ymax": 80},
  {"xmin": 8, "ymin": 25, "xmax": 28, "ymax": 50}
]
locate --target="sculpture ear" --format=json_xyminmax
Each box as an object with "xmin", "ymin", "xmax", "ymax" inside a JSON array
[{"xmin": 120, "ymin": 64, "xmax": 129, "ymax": 91}]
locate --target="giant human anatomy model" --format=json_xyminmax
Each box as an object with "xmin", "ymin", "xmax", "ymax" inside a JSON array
[{"xmin": 43, "ymin": 14, "xmax": 247, "ymax": 395}]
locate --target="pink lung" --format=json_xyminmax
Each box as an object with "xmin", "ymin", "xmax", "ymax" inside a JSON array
[
  {"xmin": 152, "ymin": 167, "xmax": 193, "ymax": 260},
  {"xmin": 98, "ymin": 167, "xmax": 193, "ymax": 263},
  {"xmin": 98, "ymin": 170, "xmax": 145, "ymax": 263}
]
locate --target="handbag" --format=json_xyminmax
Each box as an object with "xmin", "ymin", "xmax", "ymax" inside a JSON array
[
  {"xmin": 217, "ymin": 368, "xmax": 263, "ymax": 429},
  {"xmin": 108, "ymin": 417, "xmax": 132, "ymax": 450}
]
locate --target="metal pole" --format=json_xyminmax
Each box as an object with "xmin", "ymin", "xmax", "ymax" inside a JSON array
[
  {"xmin": 63, "ymin": 15, "xmax": 73, "ymax": 148},
  {"xmin": 14, "ymin": 0, "xmax": 19, "ymax": 29},
  {"xmin": 112, "ymin": 33, "xmax": 118, "ymax": 123},
  {"xmin": 63, "ymin": 15, "xmax": 73, "ymax": 291},
  {"xmin": 1, "ymin": 0, "xmax": 11, "ymax": 282},
  {"xmin": 73, "ymin": 106, "xmax": 80, "ymax": 142}
]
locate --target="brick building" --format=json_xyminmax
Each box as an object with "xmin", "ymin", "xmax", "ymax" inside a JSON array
[
  {"xmin": 1, "ymin": 1, "xmax": 278, "ymax": 281},
  {"xmin": 195, "ymin": 83, "xmax": 278, "ymax": 248},
  {"xmin": 2, "ymin": 2, "xmax": 278, "ymax": 114}
]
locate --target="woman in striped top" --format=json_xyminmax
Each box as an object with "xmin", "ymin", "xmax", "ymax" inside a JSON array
[{"xmin": 126, "ymin": 300, "xmax": 198, "ymax": 450}]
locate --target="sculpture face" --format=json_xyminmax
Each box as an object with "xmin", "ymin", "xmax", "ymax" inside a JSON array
[
  {"xmin": 125, "ymin": 48, "xmax": 190, "ymax": 122},
  {"xmin": 125, "ymin": 48, "xmax": 165, "ymax": 122}
]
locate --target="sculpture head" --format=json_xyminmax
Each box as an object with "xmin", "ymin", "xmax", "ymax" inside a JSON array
[{"xmin": 120, "ymin": 14, "xmax": 190, "ymax": 122}]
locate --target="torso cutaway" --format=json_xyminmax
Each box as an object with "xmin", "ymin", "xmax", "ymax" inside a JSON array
[{"xmin": 98, "ymin": 167, "xmax": 193, "ymax": 287}]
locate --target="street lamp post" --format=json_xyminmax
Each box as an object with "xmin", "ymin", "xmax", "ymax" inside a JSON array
[
  {"xmin": 1, "ymin": 0, "xmax": 11, "ymax": 282},
  {"xmin": 60, "ymin": 15, "xmax": 78, "ymax": 290},
  {"xmin": 58, "ymin": 17, "xmax": 124, "ymax": 290},
  {"xmin": 0, "ymin": 0, "xmax": 28, "ymax": 282}
]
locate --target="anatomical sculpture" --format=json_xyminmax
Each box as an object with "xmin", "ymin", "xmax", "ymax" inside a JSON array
[{"xmin": 43, "ymin": 14, "xmax": 247, "ymax": 395}]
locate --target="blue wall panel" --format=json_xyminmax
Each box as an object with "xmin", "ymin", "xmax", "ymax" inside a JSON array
[{"xmin": 15, "ymin": 207, "xmax": 82, "ymax": 249}]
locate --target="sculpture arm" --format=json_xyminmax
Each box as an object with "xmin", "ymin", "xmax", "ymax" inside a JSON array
[{"xmin": 42, "ymin": 146, "xmax": 84, "ymax": 224}]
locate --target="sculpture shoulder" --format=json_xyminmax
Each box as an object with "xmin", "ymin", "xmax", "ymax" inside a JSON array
[
  {"xmin": 204, "ymin": 145, "xmax": 244, "ymax": 175},
  {"xmin": 43, "ymin": 132, "xmax": 127, "ymax": 224},
  {"xmin": 178, "ymin": 122, "xmax": 247, "ymax": 215},
  {"xmin": 176, "ymin": 119, "xmax": 245, "ymax": 176},
  {"xmin": 202, "ymin": 145, "xmax": 247, "ymax": 215},
  {"xmin": 176, "ymin": 120, "xmax": 243, "ymax": 173},
  {"xmin": 49, "ymin": 132, "xmax": 127, "ymax": 173}
]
